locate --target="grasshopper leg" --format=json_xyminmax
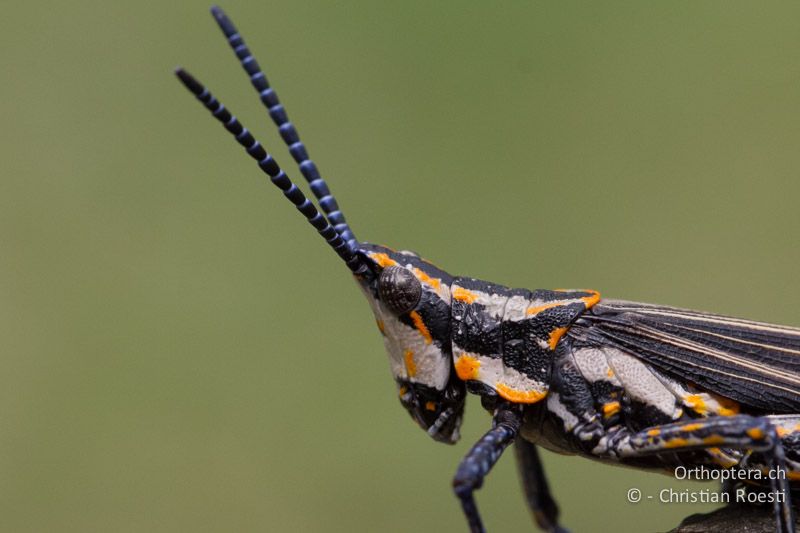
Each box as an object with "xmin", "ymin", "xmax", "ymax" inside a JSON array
[
  {"xmin": 605, "ymin": 415, "xmax": 796, "ymax": 533},
  {"xmin": 514, "ymin": 438, "xmax": 569, "ymax": 533},
  {"xmin": 452, "ymin": 406, "xmax": 522, "ymax": 533}
]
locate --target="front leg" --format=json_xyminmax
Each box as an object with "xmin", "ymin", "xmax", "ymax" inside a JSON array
[
  {"xmin": 452, "ymin": 405, "xmax": 522, "ymax": 533},
  {"xmin": 515, "ymin": 438, "xmax": 569, "ymax": 533}
]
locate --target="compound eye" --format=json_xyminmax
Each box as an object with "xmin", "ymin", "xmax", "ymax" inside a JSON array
[{"xmin": 378, "ymin": 265, "xmax": 422, "ymax": 315}]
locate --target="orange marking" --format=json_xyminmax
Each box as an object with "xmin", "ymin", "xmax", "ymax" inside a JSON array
[
  {"xmin": 548, "ymin": 327, "xmax": 568, "ymax": 350},
  {"xmin": 647, "ymin": 428, "xmax": 661, "ymax": 437},
  {"xmin": 788, "ymin": 471, "xmax": 800, "ymax": 481},
  {"xmin": 376, "ymin": 319, "xmax": 385, "ymax": 334},
  {"xmin": 580, "ymin": 290, "xmax": 601, "ymax": 309},
  {"xmin": 685, "ymin": 393, "xmax": 739, "ymax": 416},
  {"xmin": 746, "ymin": 427, "xmax": 765, "ymax": 440},
  {"xmin": 526, "ymin": 301, "xmax": 563, "ymax": 316},
  {"xmin": 455, "ymin": 355, "xmax": 481, "ymax": 381},
  {"xmin": 685, "ymin": 395, "xmax": 708, "ymax": 415},
  {"xmin": 495, "ymin": 383, "xmax": 547, "ymax": 404},
  {"xmin": 706, "ymin": 447, "xmax": 738, "ymax": 468},
  {"xmin": 602, "ymin": 401, "xmax": 620, "ymax": 418},
  {"xmin": 606, "ymin": 368, "xmax": 614, "ymax": 378},
  {"xmin": 777, "ymin": 426, "xmax": 791, "ymax": 438},
  {"xmin": 547, "ymin": 289, "xmax": 600, "ymax": 309},
  {"xmin": 425, "ymin": 401, "xmax": 437, "ymax": 412},
  {"xmin": 404, "ymin": 350, "xmax": 417, "ymax": 377},
  {"xmin": 413, "ymin": 268, "xmax": 441, "ymax": 289},
  {"xmin": 712, "ymin": 394, "xmax": 740, "ymax": 416},
  {"xmin": 452, "ymin": 287, "xmax": 478, "ymax": 304},
  {"xmin": 664, "ymin": 438, "xmax": 690, "ymax": 449},
  {"xmin": 702, "ymin": 435, "xmax": 725, "ymax": 445},
  {"xmin": 681, "ymin": 423, "xmax": 704, "ymax": 432},
  {"xmin": 370, "ymin": 252, "xmax": 397, "ymax": 268},
  {"xmin": 408, "ymin": 311, "xmax": 432, "ymax": 344},
  {"xmin": 398, "ymin": 386, "xmax": 408, "ymax": 397}
]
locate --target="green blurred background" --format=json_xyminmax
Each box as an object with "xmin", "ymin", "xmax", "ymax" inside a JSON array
[{"xmin": 2, "ymin": 1, "xmax": 800, "ymax": 531}]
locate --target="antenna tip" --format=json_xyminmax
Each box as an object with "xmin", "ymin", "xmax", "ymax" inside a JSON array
[
  {"xmin": 210, "ymin": 5, "xmax": 236, "ymax": 35},
  {"xmin": 174, "ymin": 67, "xmax": 203, "ymax": 95},
  {"xmin": 174, "ymin": 66, "xmax": 189, "ymax": 81}
]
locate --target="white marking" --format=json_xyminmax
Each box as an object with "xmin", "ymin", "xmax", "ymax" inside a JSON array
[
  {"xmin": 502, "ymin": 295, "xmax": 530, "ymax": 321},
  {"xmin": 451, "ymin": 285, "xmax": 525, "ymax": 321},
  {"xmin": 358, "ymin": 282, "xmax": 449, "ymax": 390},
  {"xmin": 452, "ymin": 345, "xmax": 548, "ymax": 397},
  {"xmin": 547, "ymin": 392, "xmax": 579, "ymax": 432},
  {"xmin": 470, "ymin": 289, "xmax": 509, "ymax": 318},
  {"xmin": 603, "ymin": 347, "xmax": 682, "ymax": 419},
  {"xmin": 453, "ymin": 284, "xmax": 587, "ymax": 323},
  {"xmin": 572, "ymin": 346, "xmax": 622, "ymax": 387}
]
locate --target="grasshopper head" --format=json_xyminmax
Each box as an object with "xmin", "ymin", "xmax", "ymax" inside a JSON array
[
  {"xmin": 354, "ymin": 244, "xmax": 465, "ymax": 444},
  {"xmin": 174, "ymin": 27, "xmax": 465, "ymax": 442}
]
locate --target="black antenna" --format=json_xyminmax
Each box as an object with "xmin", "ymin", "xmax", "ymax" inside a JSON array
[
  {"xmin": 175, "ymin": 67, "xmax": 366, "ymax": 274},
  {"xmin": 210, "ymin": 5, "xmax": 358, "ymax": 249}
]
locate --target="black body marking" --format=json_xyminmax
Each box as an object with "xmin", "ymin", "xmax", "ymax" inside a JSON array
[{"xmin": 398, "ymin": 289, "xmax": 452, "ymax": 348}]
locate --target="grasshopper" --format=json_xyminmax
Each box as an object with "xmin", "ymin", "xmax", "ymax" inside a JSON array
[{"xmin": 176, "ymin": 6, "xmax": 800, "ymax": 532}]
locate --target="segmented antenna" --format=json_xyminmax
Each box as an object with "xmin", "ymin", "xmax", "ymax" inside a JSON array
[
  {"xmin": 210, "ymin": 5, "xmax": 358, "ymax": 248},
  {"xmin": 175, "ymin": 68, "xmax": 365, "ymax": 274}
]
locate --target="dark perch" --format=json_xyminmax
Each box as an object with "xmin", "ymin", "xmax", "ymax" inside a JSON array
[{"xmin": 671, "ymin": 504, "xmax": 799, "ymax": 532}]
